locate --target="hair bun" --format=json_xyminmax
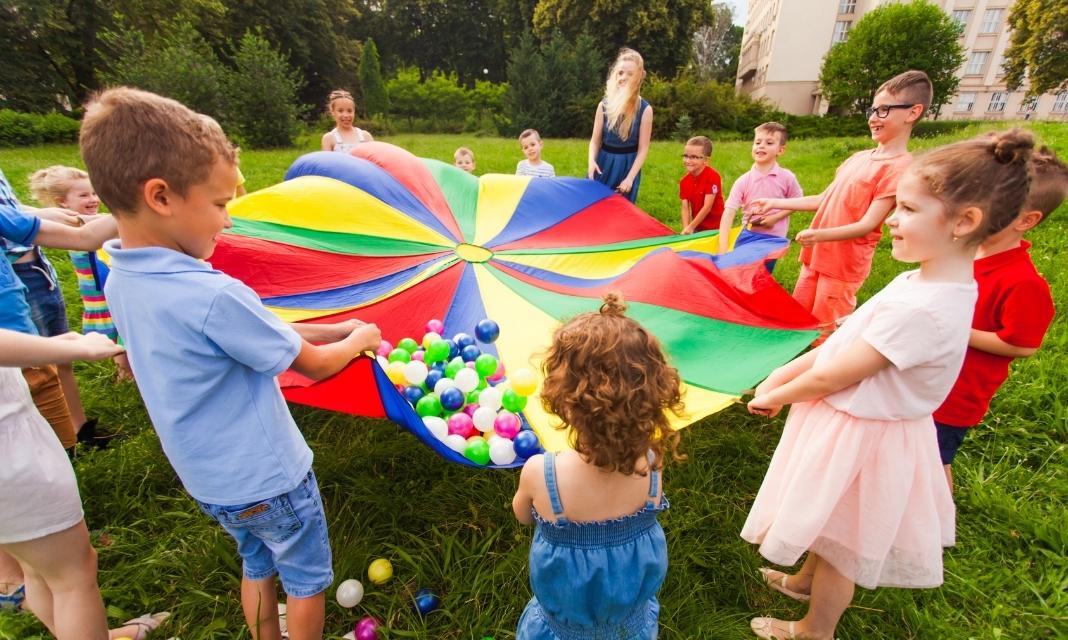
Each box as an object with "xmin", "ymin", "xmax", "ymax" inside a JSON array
[
  {"xmin": 991, "ymin": 128, "xmax": 1035, "ymax": 165},
  {"xmin": 599, "ymin": 291, "xmax": 627, "ymax": 316}
]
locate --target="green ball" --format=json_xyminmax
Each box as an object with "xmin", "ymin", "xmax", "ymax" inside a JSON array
[
  {"xmin": 415, "ymin": 394, "xmax": 442, "ymax": 417},
  {"xmin": 388, "ymin": 348, "xmax": 411, "ymax": 363},
  {"xmin": 464, "ymin": 438, "xmax": 490, "ymax": 465},
  {"xmin": 474, "ymin": 353, "xmax": 498, "ymax": 378},
  {"xmin": 501, "ymin": 389, "xmax": 527, "ymax": 412},
  {"xmin": 445, "ymin": 357, "xmax": 465, "ymax": 379},
  {"xmin": 397, "ymin": 337, "xmax": 420, "ymax": 354},
  {"xmin": 476, "ymin": 377, "xmax": 488, "ymax": 391},
  {"xmin": 425, "ymin": 340, "xmax": 450, "ymax": 363},
  {"xmin": 466, "ymin": 389, "xmax": 480, "ymax": 405}
]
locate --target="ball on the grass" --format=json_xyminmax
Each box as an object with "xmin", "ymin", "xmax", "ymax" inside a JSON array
[
  {"xmin": 367, "ymin": 558, "xmax": 393, "ymax": 585},
  {"xmin": 335, "ymin": 579, "xmax": 364, "ymax": 608},
  {"xmin": 354, "ymin": 616, "xmax": 380, "ymax": 640},
  {"xmin": 413, "ymin": 588, "xmax": 441, "ymax": 616},
  {"xmin": 474, "ymin": 319, "xmax": 500, "ymax": 343},
  {"xmin": 513, "ymin": 430, "xmax": 542, "ymax": 458}
]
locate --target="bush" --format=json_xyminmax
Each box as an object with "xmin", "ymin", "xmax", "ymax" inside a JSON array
[
  {"xmin": 505, "ymin": 32, "xmax": 604, "ymax": 137},
  {"xmin": 643, "ymin": 75, "xmax": 769, "ymax": 139},
  {"xmin": 225, "ymin": 32, "xmax": 305, "ymax": 148},
  {"xmin": 0, "ymin": 110, "xmax": 81, "ymax": 146}
]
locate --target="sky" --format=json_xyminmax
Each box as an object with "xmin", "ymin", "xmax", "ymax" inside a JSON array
[{"xmin": 724, "ymin": 0, "xmax": 748, "ymax": 25}]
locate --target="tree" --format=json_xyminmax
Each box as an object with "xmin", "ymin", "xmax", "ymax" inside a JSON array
[
  {"xmin": 1003, "ymin": 0, "xmax": 1068, "ymax": 97},
  {"xmin": 359, "ymin": 39, "xmax": 391, "ymax": 116},
  {"xmin": 690, "ymin": 3, "xmax": 742, "ymax": 83},
  {"xmin": 505, "ymin": 31, "xmax": 603, "ymax": 137},
  {"xmin": 819, "ymin": 0, "xmax": 965, "ymax": 115},
  {"xmin": 226, "ymin": 32, "xmax": 304, "ymax": 148}
]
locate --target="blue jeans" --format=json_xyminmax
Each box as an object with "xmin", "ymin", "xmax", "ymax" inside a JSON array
[
  {"xmin": 195, "ymin": 470, "xmax": 333, "ymax": 597},
  {"xmin": 14, "ymin": 252, "xmax": 68, "ymax": 337}
]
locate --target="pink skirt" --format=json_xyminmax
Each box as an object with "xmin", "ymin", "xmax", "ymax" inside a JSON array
[{"xmin": 740, "ymin": 399, "xmax": 954, "ymax": 589}]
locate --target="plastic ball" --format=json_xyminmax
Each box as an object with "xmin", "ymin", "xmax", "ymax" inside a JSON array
[
  {"xmin": 447, "ymin": 412, "xmax": 476, "ymax": 438},
  {"xmin": 421, "ymin": 332, "xmax": 442, "ymax": 350},
  {"xmin": 464, "ymin": 437, "xmax": 491, "ymax": 465},
  {"xmin": 335, "ymin": 579, "xmax": 364, "ymax": 608},
  {"xmin": 411, "ymin": 350, "xmax": 425, "ymax": 362},
  {"xmin": 397, "ymin": 337, "xmax": 419, "ymax": 354},
  {"xmin": 422, "ymin": 416, "xmax": 448, "ymax": 440},
  {"xmin": 425, "ymin": 369, "xmax": 444, "ymax": 390},
  {"xmin": 446, "ymin": 340, "xmax": 460, "ymax": 359},
  {"xmin": 354, "ymin": 616, "xmax": 380, "ymax": 640},
  {"xmin": 376, "ymin": 355, "xmax": 390, "ymax": 370},
  {"xmin": 385, "ymin": 361, "xmax": 407, "ymax": 385},
  {"xmin": 474, "ymin": 353, "xmax": 498, "ymax": 378},
  {"xmin": 425, "ymin": 340, "xmax": 450, "ymax": 363},
  {"xmin": 453, "ymin": 332, "xmax": 476, "ymax": 349},
  {"xmin": 404, "ymin": 385, "xmax": 426, "ymax": 405},
  {"xmin": 513, "ymin": 430, "xmax": 542, "ymax": 458},
  {"xmin": 426, "ymin": 318, "xmax": 445, "ymax": 334},
  {"xmin": 388, "ymin": 348, "xmax": 411, "ymax": 364},
  {"xmin": 454, "ymin": 367, "xmax": 480, "ymax": 393},
  {"xmin": 439, "ymin": 387, "xmax": 466, "ymax": 411},
  {"xmin": 494, "ymin": 411, "xmax": 521, "ymax": 439},
  {"xmin": 413, "ymin": 588, "xmax": 441, "ymax": 616},
  {"xmin": 415, "ymin": 394, "xmax": 443, "ymax": 418},
  {"xmin": 472, "ymin": 406, "xmax": 497, "ymax": 432},
  {"xmin": 463, "ymin": 402, "xmax": 479, "ymax": 416},
  {"xmin": 376, "ymin": 340, "xmax": 393, "ymax": 357},
  {"xmin": 501, "ymin": 389, "xmax": 528, "ymax": 413},
  {"xmin": 478, "ymin": 387, "xmax": 503, "ymax": 412},
  {"xmin": 434, "ymin": 377, "xmax": 458, "ymax": 396},
  {"xmin": 510, "ymin": 368, "xmax": 537, "ymax": 397},
  {"xmin": 367, "ymin": 558, "xmax": 393, "ymax": 584},
  {"xmin": 403, "ymin": 361, "xmax": 429, "ymax": 386},
  {"xmin": 489, "ymin": 437, "xmax": 517, "ymax": 465},
  {"xmin": 460, "ymin": 344, "xmax": 482, "ymax": 362},
  {"xmin": 443, "ymin": 433, "xmax": 467, "ymax": 452},
  {"xmin": 487, "ymin": 361, "xmax": 506, "ymax": 382},
  {"xmin": 445, "ymin": 357, "xmax": 466, "ymax": 379},
  {"xmin": 474, "ymin": 319, "xmax": 500, "ymax": 343}
]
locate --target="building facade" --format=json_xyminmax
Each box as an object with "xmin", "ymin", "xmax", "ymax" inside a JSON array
[{"xmin": 735, "ymin": 0, "xmax": 1068, "ymax": 121}]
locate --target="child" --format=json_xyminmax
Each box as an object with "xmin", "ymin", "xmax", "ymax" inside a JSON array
[
  {"xmin": 512, "ymin": 292, "xmax": 684, "ymax": 639},
  {"xmin": 749, "ymin": 70, "xmax": 931, "ymax": 341},
  {"xmin": 454, "ymin": 147, "xmax": 476, "ymax": 173},
  {"xmin": 742, "ymin": 130, "xmax": 1035, "ymax": 640},
  {"xmin": 717, "ymin": 122, "xmax": 803, "ymax": 256},
  {"xmin": 515, "ymin": 130, "xmax": 555, "ymax": 177},
  {"xmin": 321, "ymin": 89, "xmax": 373, "ymax": 153},
  {"xmin": 80, "ymin": 87, "xmax": 382, "ymax": 640},
  {"xmin": 0, "ymin": 329, "xmax": 169, "ymax": 640},
  {"xmin": 679, "ymin": 135, "xmax": 724, "ymax": 234},
  {"xmin": 588, "ymin": 48, "xmax": 653, "ymax": 202},
  {"xmin": 932, "ymin": 145, "xmax": 1065, "ymax": 491}
]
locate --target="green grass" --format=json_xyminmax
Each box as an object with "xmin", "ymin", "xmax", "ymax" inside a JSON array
[{"xmin": 1, "ymin": 123, "xmax": 1066, "ymax": 639}]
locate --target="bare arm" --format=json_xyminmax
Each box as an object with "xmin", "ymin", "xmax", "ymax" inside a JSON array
[
  {"xmin": 969, "ymin": 329, "xmax": 1038, "ymax": 358},
  {"xmin": 512, "ymin": 455, "xmax": 543, "ymax": 525},
  {"xmin": 321, "ymin": 131, "xmax": 334, "ymax": 152},
  {"xmin": 797, "ymin": 197, "xmax": 894, "ymax": 246},
  {"xmin": 717, "ymin": 205, "xmax": 739, "ymax": 253},
  {"xmin": 587, "ymin": 106, "xmax": 604, "ymax": 179},
  {"xmin": 0, "ymin": 329, "xmax": 123, "ymax": 367},
  {"xmin": 33, "ymin": 216, "xmax": 117, "ymax": 251},
  {"xmin": 750, "ymin": 193, "xmax": 825, "ymax": 217},
  {"xmin": 290, "ymin": 318, "xmax": 366, "ymax": 344},
  {"xmin": 288, "ymin": 323, "xmax": 381, "ymax": 381},
  {"xmin": 753, "ymin": 347, "xmax": 821, "ymax": 396},
  {"xmin": 686, "ymin": 193, "xmax": 715, "ymax": 232},
  {"xmin": 680, "ymin": 200, "xmax": 692, "ymax": 231}
]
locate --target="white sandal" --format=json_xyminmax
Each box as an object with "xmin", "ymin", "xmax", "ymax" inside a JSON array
[
  {"xmin": 119, "ymin": 611, "xmax": 171, "ymax": 640},
  {"xmin": 759, "ymin": 567, "xmax": 811, "ymax": 602}
]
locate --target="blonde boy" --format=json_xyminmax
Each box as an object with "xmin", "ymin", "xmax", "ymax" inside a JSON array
[
  {"xmin": 717, "ymin": 122, "xmax": 803, "ymax": 258},
  {"xmin": 516, "ymin": 129, "xmax": 555, "ymax": 177},
  {"xmin": 750, "ymin": 69, "xmax": 931, "ymax": 340},
  {"xmin": 454, "ymin": 147, "xmax": 476, "ymax": 173},
  {"xmin": 679, "ymin": 136, "xmax": 724, "ymax": 234},
  {"xmin": 80, "ymin": 87, "xmax": 381, "ymax": 640}
]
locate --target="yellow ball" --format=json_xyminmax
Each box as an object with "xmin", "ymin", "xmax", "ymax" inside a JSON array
[
  {"xmin": 510, "ymin": 368, "xmax": 537, "ymax": 397},
  {"xmin": 368, "ymin": 557, "xmax": 393, "ymax": 584},
  {"xmin": 386, "ymin": 361, "xmax": 407, "ymax": 385}
]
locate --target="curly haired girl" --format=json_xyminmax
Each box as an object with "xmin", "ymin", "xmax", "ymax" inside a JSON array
[{"xmin": 511, "ymin": 291, "xmax": 684, "ymax": 639}]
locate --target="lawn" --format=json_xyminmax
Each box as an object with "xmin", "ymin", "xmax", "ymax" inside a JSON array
[{"xmin": 0, "ymin": 123, "xmax": 1065, "ymax": 639}]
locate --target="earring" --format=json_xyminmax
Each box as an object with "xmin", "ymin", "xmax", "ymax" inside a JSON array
[{"xmin": 952, "ymin": 235, "xmax": 959, "ymax": 242}]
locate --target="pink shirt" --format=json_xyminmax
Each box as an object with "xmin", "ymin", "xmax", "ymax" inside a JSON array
[{"xmin": 725, "ymin": 163, "xmax": 803, "ymax": 237}]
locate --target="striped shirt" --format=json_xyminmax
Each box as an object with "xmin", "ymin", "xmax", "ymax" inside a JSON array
[{"xmin": 516, "ymin": 159, "xmax": 556, "ymax": 178}]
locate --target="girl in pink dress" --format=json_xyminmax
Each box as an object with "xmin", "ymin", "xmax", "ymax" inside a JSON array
[{"xmin": 741, "ymin": 129, "xmax": 1037, "ymax": 640}]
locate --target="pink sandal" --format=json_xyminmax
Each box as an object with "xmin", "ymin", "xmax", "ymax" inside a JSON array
[
  {"xmin": 759, "ymin": 567, "xmax": 811, "ymax": 602},
  {"xmin": 118, "ymin": 611, "xmax": 170, "ymax": 640}
]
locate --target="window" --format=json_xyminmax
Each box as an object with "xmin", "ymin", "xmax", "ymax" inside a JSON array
[
  {"xmin": 981, "ymin": 8, "xmax": 1003, "ymax": 33},
  {"xmin": 832, "ymin": 20, "xmax": 851, "ymax": 43},
  {"xmin": 955, "ymin": 92, "xmax": 977, "ymax": 112},
  {"xmin": 1018, "ymin": 97, "xmax": 1038, "ymax": 113},
  {"xmin": 987, "ymin": 92, "xmax": 1007, "ymax": 112},
  {"xmin": 839, "ymin": 0, "xmax": 856, "ymax": 14},
  {"xmin": 966, "ymin": 51, "xmax": 989, "ymax": 75},
  {"xmin": 1053, "ymin": 92, "xmax": 1068, "ymax": 113},
  {"xmin": 951, "ymin": 9, "xmax": 971, "ymax": 29}
]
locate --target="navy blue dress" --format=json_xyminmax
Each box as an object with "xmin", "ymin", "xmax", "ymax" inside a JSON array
[{"xmin": 595, "ymin": 98, "xmax": 650, "ymax": 203}]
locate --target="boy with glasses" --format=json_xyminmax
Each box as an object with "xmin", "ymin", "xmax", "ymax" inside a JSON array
[
  {"xmin": 679, "ymin": 136, "xmax": 724, "ymax": 234},
  {"xmin": 749, "ymin": 70, "xmax": 931, "ymax": 342}
]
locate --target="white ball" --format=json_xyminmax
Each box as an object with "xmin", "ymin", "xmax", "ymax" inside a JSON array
[
  {"xmin": 472, "ymin": 406, "xmax": 497, "ymax": 432},
  {"xmin": 489, "ymin": 437, "xmax": 517, "ymax": 465},
  {"xmin": 404, "ymin": 360, "xmax": 429, "ymax": 386},
  {"xmin": 335, "ymin": 579, "xmax": 364, "ymax": 608},
  {"xmin": 376, "ymin": 355, "xmax": 390, "ymax": 369},
  {"xmin": 454, "ymin": 367, "xmax": 480, "ymax": 393},
  {"xmin": 478, "ymin": 387, "xmax": 502, "ymax": 412},
  {"xmin": 434, "ymin": 378, "xmax": 458, "ymax": 395},
  {"xmin": 422, "ymin": 416, "xmax": 448, "ymax": 440},
  {"xmin": 443, "ymin": 433, "xmax": 468, "ymax": 452}
]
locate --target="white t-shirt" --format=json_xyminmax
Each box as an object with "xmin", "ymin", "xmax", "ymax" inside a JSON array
[
  {"xmin": 818, "ymin": 271, "xmax": 977, "ymax": 421},
  {"xmin": 516, "ymin": 159, "xmax": 555, "ymax": 178}
]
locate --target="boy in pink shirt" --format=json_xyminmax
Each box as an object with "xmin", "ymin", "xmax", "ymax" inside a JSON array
[
  {"xmin": 717, "ymin": 121, "xmax": 803, "ymax": 265},
  {"xmin": 750, "ymin": 70, "xmax": 931, "ymax": 341}
]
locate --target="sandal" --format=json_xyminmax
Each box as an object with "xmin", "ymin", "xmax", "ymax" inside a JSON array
[
  {"xmin": 759, "ymin": 567, "xmax": 810, "ymax": 602},
  {"xmin": 751, "ymin": 617, "xmax": 798, "ymax": 639},
  {"xmin": 118, "ymin": 611, "xmax": 170, "ymax": 640},
  {"xmin": 278, "ymin": 602, "xmax": 289, "ymax": 640}
]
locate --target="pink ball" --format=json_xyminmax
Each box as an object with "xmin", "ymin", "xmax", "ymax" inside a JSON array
[
  {"xmin": 463, "ymin": 404, "xmax": 479, "ymax": 417},
  {"xmin": 466, "ymin": 361, "xmax": 476, "ymax": 368},
  {"xmin": 426, "ymin": 319, "xmax": 444, "ymax": 334},
  {"xmin": 494, "ymin": 411, "xmax": 521, "ymax": 439},
  {"xmin": 376, "ymin": 340, "xmax": 393, "ymax": 357},
  {"xmin": 411, "ymin": 351, "xmax": 425, "ymax": 362},
  {"xmin": 447, "ymin": 412, "xmax": 476, "ymax": 438},
  {"xmin": 355, "ymin": 616, "xmax": 379, "ymax": 640},
  {"xmin": 488, "ymin": 361, "xmax": 506, "ymax": 382}
]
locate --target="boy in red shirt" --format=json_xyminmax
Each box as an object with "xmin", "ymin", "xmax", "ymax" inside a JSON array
[
  {"xmin": 933, "ymin": 146, "xmax": 1066, "ymax": 491},
  {"xmin": 679, "ymin": 136, "xmax": 724, "ymax": 234}
]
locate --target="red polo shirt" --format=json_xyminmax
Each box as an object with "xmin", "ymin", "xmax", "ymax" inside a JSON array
[
  {"xmin": 679, "ymin": 166, "xmax": 724, "ymax": 231},
  {"xmin": 934, "ymin": 242, "xmax": 1055, "ymax": 427}
]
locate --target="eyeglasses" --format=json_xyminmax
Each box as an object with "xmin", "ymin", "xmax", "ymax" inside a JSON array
[
  {"xmin": 681, "ymin": 154, "xmax": 706, "ymax": 160},
  {"xmin": 864, "ymin": 104, "xmax": 916, "ymax": 118}
]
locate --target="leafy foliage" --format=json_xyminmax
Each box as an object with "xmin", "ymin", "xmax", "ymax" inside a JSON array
[
  {"xmin": 226, "ymin": 32, "xmax": 305, "ymax": 148},
  {"xmin": 0, "ymin": 110, "xmax": 81, "ymax": 146},
  {"xmin": 359, "ymin": 39, "xmax": 391, "ymax": 117},
  {"xmin": 1003, "ymin": 0, "xmax": 1068, "ymax": 97},
  {"xmin": 690, "ymin": 3, "xmax": 742, "ymax": 83},
  {"xmin": 505, "ymin": 32, "xmax": 604, "ymax": 138}
]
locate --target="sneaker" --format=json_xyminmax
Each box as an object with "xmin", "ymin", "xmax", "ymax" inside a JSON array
[
  {"xmin": 76, "ymin": 418, "xmax": 119, "ymax": 449},
  {"xmin": 0, "ymin": 584, "xmax": 25, "ymax": 613}
]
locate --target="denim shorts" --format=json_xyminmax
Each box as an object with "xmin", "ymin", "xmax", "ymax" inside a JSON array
[
  {"xmin": 935, "ymin": 421, "xmax": 971, "ymax": 465},
  {"xmin": 195, "ymin": 470, "xmax": 333, "ymax": 597},
  {"xmin": 14, "ymin": 256, "xmax": 69, "ymax": 337}
]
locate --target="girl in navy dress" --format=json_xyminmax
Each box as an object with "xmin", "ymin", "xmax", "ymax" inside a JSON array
[{"xmin": 587, "ymin": 49, "xmax": 654, "ymax": 203}]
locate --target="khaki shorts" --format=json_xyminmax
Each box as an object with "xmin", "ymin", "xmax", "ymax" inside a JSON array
[{"xmin": 21, "ymin": 365, "xmax": 76, "ymax": 449}]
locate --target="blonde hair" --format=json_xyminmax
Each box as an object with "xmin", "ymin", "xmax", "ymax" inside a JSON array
[
  {"xmin": 29, "ymin": 166, "xmax": 90, "ymax": 207},
  {"xmin": 454, "ymin": 147, "xmax": 474, "ymax": 161},
  {"xmin": 518, "ymin": 129, "xmax": 541, "ymax": 143},
  {"xmin": 327, "ymin": 89, "xmax": 355, "ymax": 114},
  {"xmin": 603, "ymin": 48, "xmax": 646, "ymax": 141},
  {"xmin": 80, "ymin": 87, "xmax": 236, "ymax": 215}
]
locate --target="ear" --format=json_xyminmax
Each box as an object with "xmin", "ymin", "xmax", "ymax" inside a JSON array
[
  {"xmin": 955, "ymin": 205, "xmax": 983, "ymax": 238},
  {"xmin": 906, "ymin": 104, "xmax": 924, "ymax": 124},
  {"xmin": 1014, "ymin": 209, "xmax": 1044, "ymax": 232},
  {"xmin": 142, "ymin": 178, "xmax": 174, "ymax": 217}
]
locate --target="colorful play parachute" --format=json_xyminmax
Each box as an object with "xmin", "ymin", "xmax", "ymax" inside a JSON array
[{"xmin": 208, "ymin": 143, "xmax": 818, "ymax": 467}]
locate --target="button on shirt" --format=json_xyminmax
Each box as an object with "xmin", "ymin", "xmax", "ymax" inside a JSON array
[{"xmin": 103, "ymin": 240, "xmax": 309, "ymax": 505}]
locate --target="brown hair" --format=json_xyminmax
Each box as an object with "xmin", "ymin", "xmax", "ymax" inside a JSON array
[
  {"xmin": 80, "ymin": 87, "xmax": 236, "ymax": 215},
  {"xmin": 454, "ymin": 146, "xmax": 474, "ymax": 161},
  {"xmin": 327, "ymin": 89, "xmax": 355, "ymax": 113},
  {"xmin": 685, "ymin": 136, "xmax": 712, "ymax": 157},
  {"xmin": 518, "ymin": 129, "xmax": 541, "ymax": 143},
  {"xmin": 540, "ymin": 292, "xmax": 685, "ymax": 475},
  {"xmin": 755, "ymin": 121, "xmax": 789, "ymax": 144},
  {"xmin": 909, "ymin": 129, "xmax": 1034, "ymax": 243},
  {"xmin": 1026, "ymin": 145, "xmax": 1068, "ymax": 222},
  {"xmin": 29, "ymin": 166, "xmax": 89, "ymax": 207},
  {"xmin": 876, "ymin": 69, "xmax": 933, "ymax": 114}
]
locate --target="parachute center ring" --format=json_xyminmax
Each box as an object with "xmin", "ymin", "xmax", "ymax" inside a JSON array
[{"xmin": 454, "ymin": 243, "xmax": 493, "ymax": 263}]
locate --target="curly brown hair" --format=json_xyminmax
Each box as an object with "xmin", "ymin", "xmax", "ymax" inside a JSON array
[{"xmin": 540, "ymin": 292, "xmax": 685, "ymax": 475}]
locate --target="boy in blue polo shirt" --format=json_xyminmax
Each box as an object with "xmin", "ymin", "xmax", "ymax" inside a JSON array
[{"xmin": 80, "ymin": 88, "xmax": 381, "ymax": 640}]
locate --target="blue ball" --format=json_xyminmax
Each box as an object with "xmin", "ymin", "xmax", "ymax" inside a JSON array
[
  {"xmin": 430, "ymin": 361, "xmax": 446, "ymax": 372},
  {"xmin": 446, "ymin": 339, "xmax": 460, "ymax": 359},
  {"xmin": 404, "ymin": 386, "xmax": 425, "ymax": 404},
  {"xmin": 425, "ymin": 369, "xmax": 444, "ymax": 391},
  {"xmin": 453, "ymin": 332, "xmax": 476, "ymax": 349},
  {"xmin": 513, "ymin": 430, "xmax": 542, "ymax": 458},
  {"xmin": 439, "ymin": 387, "xmax": 466, "ymax": 411},
  {"xmin": 474, "ymin": 319, "xmax": 500, "ymax": 343},
  {"xmin": 460, "ymin": 344, "xmax": 482, "ymax": 362},
  {"xmin": 413, "ymin": 588, "xmax": 440, "ymax": 616}
]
